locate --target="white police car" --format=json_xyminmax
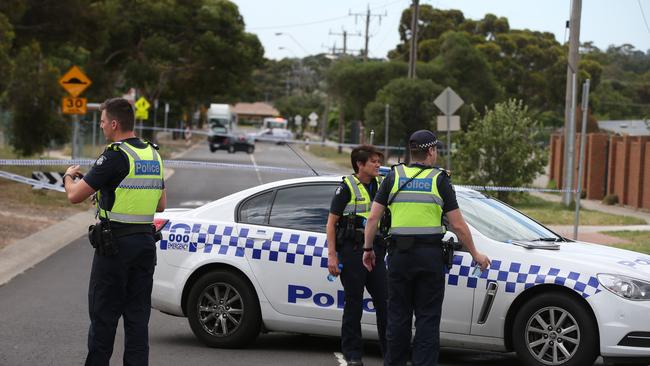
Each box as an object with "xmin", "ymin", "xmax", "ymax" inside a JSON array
[{"xmin": 152, "ymin": 175, "xmax": 650, "ymax": 366}]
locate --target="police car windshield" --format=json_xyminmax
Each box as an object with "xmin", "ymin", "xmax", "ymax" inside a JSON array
[{"xmin": 456, "ymin": 191, "xmax": 561, "ymax": 243}]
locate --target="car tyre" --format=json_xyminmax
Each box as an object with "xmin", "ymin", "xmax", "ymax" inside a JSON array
[
  {"xmin": 513, "ymin": 292, "xmax": 598, "ymax": 366},
  {"xmin": 187, "ymin": 271, "xmax": 261, "ymax": 348},
  {"xmin": 228, "ymin": 145, "xmax": 235, "ymax": 153},
  {"xmin": 247, "ymin": 146, "xmax": 254, "ymax": 154},
  {"xmin": 209, "ymin": 145, "xmax": 217, "ymax": 153}
]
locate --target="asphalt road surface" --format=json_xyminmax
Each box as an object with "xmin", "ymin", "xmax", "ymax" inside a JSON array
[{"xmin": 0, "ymin": 141, "xmax": 609, "ymax": 365}]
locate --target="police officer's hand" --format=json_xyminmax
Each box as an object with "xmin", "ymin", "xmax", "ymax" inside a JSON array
[
  {"xmin": 65, "ymin": 165, "xmax": 84, "ymax": 179},
  {"xmin": 362, "ymin": 250, "xmax": 375, "ymax": 272},
  {"xmin": 473, "ymin": 252, "xmax": 491, "ymax": 271},
  {"xmin": 328, "ymin": 255, "xmax": 341, "ymax": 276}
]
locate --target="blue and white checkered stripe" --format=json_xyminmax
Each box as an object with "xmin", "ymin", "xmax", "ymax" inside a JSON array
[
  {"xmin": 160, "ymin": 222, "xmax": 329, "ymax": 269},
  {"xmin": 446, "ymin": 256, "xmax": 602, "ymax": 299},
  {"xmin": 160, "ymin": 222, "xmax": 602, "ymax": 298}
]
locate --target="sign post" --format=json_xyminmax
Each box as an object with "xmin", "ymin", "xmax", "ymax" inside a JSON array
[
  {"xmin": 59, "ymin": 65, "xmax": 92, "ymax": 159},
  {"xmin": 434, "ymin": 87, "xmax": 463, "ymax": 171},
  {"xmin": 308, "ymin": 112, "xmax": 318, "ymax": 127}
]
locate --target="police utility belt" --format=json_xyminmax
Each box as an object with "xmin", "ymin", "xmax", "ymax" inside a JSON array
[{"xmin": 88, "ymin": 221, "xmax": 161, "ymax": 257}]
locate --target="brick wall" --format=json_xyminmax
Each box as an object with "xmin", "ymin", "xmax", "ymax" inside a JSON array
[
  {"xmin": 641, "ymin": 142, "xmax": 650, "ymax": 209},
  {"xmin": 586, "ymin": 134, "xmax": 608, "ymax": 199}
]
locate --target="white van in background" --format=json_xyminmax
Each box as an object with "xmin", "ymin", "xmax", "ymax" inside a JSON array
[{"xmin": 207, "ymin": 104, "xmax": 237, "ymax": 133}]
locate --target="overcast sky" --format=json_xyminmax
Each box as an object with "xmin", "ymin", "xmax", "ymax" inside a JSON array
[{"xmin": 233, "ymin": 0, "xmax": 650, "ymax": 60}]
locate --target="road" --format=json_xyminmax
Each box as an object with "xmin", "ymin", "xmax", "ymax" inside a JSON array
[{"xmin": 0, "ymin": 141, "xmax": 607, "ymax": 366}]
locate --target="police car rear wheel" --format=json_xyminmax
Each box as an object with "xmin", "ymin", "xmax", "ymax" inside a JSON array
[
  {"xmin": 513, "ymin": 293, "xmax": 597, "ymax": 366},
  {"xmin": 187, "ymin": 271, "xmax": 261, "ymax": 348}
]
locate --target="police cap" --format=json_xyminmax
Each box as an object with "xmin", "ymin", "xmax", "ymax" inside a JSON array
[{"xmin": 409, "ymin": 129, "xmax": 443, "ymax": 150}]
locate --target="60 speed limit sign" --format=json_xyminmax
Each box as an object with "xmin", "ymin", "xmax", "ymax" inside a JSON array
[{"xmin": 62, "ymin": 97, "xmax": 87, "ymax": 114}]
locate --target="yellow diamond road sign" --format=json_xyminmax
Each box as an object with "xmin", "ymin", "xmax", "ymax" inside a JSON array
[
  {"xmin": 59, "ymin": 66, "xmax": 91, "ymax": 97},
  {"xmin": 135, "ymin": 97, "xmax": 150, "ymax": 120}
]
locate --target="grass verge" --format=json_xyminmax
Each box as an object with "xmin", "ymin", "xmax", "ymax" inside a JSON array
[
  {"xmin": 301, "ymin": 144, "xmax": 350, "ymax": 169},
  {"xmin": 508, "ymin": 194, "xmax": 646, "ymax": 226},
  {"xmin": 606, "ymin": 231, "xmax": 650, "ymax": 254}
]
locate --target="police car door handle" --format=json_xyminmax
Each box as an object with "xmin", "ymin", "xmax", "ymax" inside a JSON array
[
  {"xmin": 477, "ymin": 281, "xmax": 499, "ymax": 324},
  {"xmin": 249, "ymin": 230, "xmax": 272, "ymax": 240}
]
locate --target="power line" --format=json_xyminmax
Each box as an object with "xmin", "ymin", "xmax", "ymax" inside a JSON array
[
  {"xmin": 248, "ymin": 14, "xmax": 352, "ymax": 30},
  {"xmin": 638, "ymin": 0, "xmax": 650, "ymax": 35}
]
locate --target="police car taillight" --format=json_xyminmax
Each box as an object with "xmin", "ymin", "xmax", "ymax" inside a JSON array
[{"xmin": 153, "ymin": 218, "xmax": 169, "ymax": 233}]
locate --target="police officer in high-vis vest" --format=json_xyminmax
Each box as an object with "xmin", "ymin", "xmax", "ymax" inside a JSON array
[
  {"xmin": 327, "ymin": 145, "xmax": 387, "ymax": 366},
  {"xmin": 362, "ymin": 130, "xmax": 490, "ymax": 366},
  {"xmin": 63, "ymin": 97, "xmax": 166, "ymax": 366}
]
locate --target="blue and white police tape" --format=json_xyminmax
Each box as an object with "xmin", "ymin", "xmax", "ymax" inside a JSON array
[
  {"xmin": 457, "ymin": 184, "xmax": 576, "ymax": 193},
  {"xmin": 0, "ymin": 159, "xmax": 332, "ymax": 176},
  {"xmin": 1, "ymin": 159, "xmax": 576, "ymax": 194}
]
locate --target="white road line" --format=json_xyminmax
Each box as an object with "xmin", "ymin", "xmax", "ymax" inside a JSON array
[
  {"xmin": 249, "ymin": 153, "xmax": 263, "ymax": 185},
  {"xmin": 334, "ymin": 352, "xmax": 347, "ymax": 366}
]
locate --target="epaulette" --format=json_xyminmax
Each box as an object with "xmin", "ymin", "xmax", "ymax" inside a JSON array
[
  {"xmin": 436, "ymin": 166, "xmax": 451, "ymax": 178},
  {"xmin": 106, "ymin": 141, "xmax": 123, "ymax": 151},
  {"xmin": 145, "ymin": 140, "xmax": 160, "ymax": 150}
]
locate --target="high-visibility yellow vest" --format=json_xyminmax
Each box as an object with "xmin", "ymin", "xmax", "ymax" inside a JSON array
[
  {"xmin": 98, "ymin": 141, "xmax": 164, "ymax": 224},
  {"xmin": 342, "ymin": 175, "xmax": 382, "ymax": 219},
  {"xmin": 388, "ymin": 164, "xmax": 446, "ymax": 236}
]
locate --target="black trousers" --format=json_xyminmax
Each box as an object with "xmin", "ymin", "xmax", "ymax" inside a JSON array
[
  {"xmin": 85, "ymin": 233, "xmax": 156, "ymax": 366},
  {"xmin": 384, "ymin": 244, "xmax": 445, "ymax": 366},
  {"xmin": 338, "ymin": 239, "xmax": 387, "ymax": 361}
]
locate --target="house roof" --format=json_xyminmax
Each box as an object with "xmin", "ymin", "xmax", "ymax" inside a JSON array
[
  {"xmin": 597, "ymin": 120, "xmax": 650, "ymax": 136},
  {"xmin": 232, "ymin": 102, "xmax": 279, "ymax": 117}
]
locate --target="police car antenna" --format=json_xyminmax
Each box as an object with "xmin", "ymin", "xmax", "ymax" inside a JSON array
[{"xmin": 285, "ymin": 142, "xmax": 320, "ymax": 176}]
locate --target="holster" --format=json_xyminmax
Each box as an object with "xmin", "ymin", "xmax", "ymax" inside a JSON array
[
  {"xmin": 442, "ymin": 240, "xmax": 454, "ymax": 270},
  {"xmin": 88, "ymin": 221, "xmax": 118, "ymax": 257},
  {"xmin": 335, "ymin": 215, "xmax": 358, "ymax": 250}
]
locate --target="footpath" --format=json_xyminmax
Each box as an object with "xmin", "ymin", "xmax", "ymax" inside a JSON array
[{"xmin": 0, "ymin": 143, "xmax": 198, "ymax": 286}]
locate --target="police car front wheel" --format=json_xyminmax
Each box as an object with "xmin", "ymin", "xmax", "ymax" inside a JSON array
[
  {"xmin": 512, "ymin": 292, "xmax": 598, "ymax": 366},
  {"xmin": 187, "ymin": 270, "xmax": 262, "ymax": 348}
]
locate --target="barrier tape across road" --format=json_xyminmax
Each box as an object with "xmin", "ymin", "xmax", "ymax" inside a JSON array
[{"xmin": 0, "ymin": 159, "xmax": 575, "ymax": 194}]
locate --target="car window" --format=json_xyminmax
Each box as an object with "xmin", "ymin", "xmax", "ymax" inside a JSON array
[
  {"xmin": 456, "ymin": 191, "xmax": 560, "ymax": 243},
  {"xmin": 269, "ymin": 184, "xmax": 337, "ymax": 232},
  {"xmin": 238, "ymin": 191, "xmax": 274, "ymax": 225}
]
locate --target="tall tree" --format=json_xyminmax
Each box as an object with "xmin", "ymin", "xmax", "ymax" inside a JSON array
[
  {"xmin": 364, "ymin": 78, "xmax": 442, "ymax": 150},
  {"xmin": 7, "ymin": 42, "xmax": 68, "ymax": 156}
]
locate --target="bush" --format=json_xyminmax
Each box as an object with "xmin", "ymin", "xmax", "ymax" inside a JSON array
[
  {"xmin": 547, "ymin": 179, "xmax": 557, "ymax": 190},
  {"xmin": 602, "ymin": 194, "xmax": 619, "ymax": 205}
]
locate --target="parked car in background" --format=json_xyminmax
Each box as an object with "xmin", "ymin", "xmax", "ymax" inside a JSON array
[
  {"xmin": 250, "ymin": 128, "xmax": 294, "ymax": 144},
  {"xmin": 208, "ymin": 132, "xmax": 254, "ymax": 154}
]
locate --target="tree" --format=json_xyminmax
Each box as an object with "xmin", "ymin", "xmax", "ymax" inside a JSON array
[
  {"xmin": 453, "ymin": 99, "xmax": 547, "ymax": 201},
  {"xmin": 7, "ymin": 42, "xmax": 68, "ymax": 156},
  {"xmin": 364, "ymin": 78, "xmax": 442, "ymax": 153},
  {"xmin": 0, "ymin": 12, "xmax": 14, "ymax": 98}
]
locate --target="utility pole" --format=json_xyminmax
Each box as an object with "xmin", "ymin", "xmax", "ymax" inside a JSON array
[
  {"xmin": 329, "ymin": 29, "xmax": 361, "ymax": 56},
  {"xmin": 562, "ymin": 0, "xmax": 582, "ymax": 206},
  {"xmin": 350, "ymin": 4, "xmax": 386, "ymax": 61},
  {"xmin": 407, "ymin": 0, "xmax": 420, "ymax": 78}
]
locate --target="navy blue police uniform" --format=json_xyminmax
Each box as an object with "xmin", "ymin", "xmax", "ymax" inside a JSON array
[
  {"xmin": 330, "ymin": 178, "xmax": 387, "ymax": 364},
  {"xmin": 82, "ymin": 137, "xmax": 162, "ymax": 366},
  {"xmin": 373, "ymin": 131, "xmax": 458, "ymax": 366}
]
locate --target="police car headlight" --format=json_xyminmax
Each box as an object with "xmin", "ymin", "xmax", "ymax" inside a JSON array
[{"xmin": 598, "ymin": 274, "xmax": 650, "ymax": 301}]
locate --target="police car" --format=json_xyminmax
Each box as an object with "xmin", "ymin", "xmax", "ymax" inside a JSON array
[{"xmin": 152, "ymin": 175, "xmax": 650, "ymax": 366}]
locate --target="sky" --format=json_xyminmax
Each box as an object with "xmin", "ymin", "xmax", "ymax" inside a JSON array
[{"xmin": 233, "ymin": 0, "xmax": 650, "ymax": 60}]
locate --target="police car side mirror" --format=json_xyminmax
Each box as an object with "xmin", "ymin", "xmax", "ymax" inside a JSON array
[{"xmin": 443, "ymin": 232, "xmax": 464, "ymax": 251}]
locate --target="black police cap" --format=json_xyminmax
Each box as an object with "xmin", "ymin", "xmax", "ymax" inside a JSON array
[{"xmin": 409, "ymin": 129, "xmax": 442, "ymax": 149}]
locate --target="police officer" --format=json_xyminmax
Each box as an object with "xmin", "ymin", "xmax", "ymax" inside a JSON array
[
  {"xmin": 326, "ymin": 145, "xmax": 387, "ymax": 366},
  {"xmin": 63, "ymin": 97, "xmax": 166, "ymax": 366},
  {"xmin": 362, "ymin": 130, "xmax": 490, "ymax": 366}
]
